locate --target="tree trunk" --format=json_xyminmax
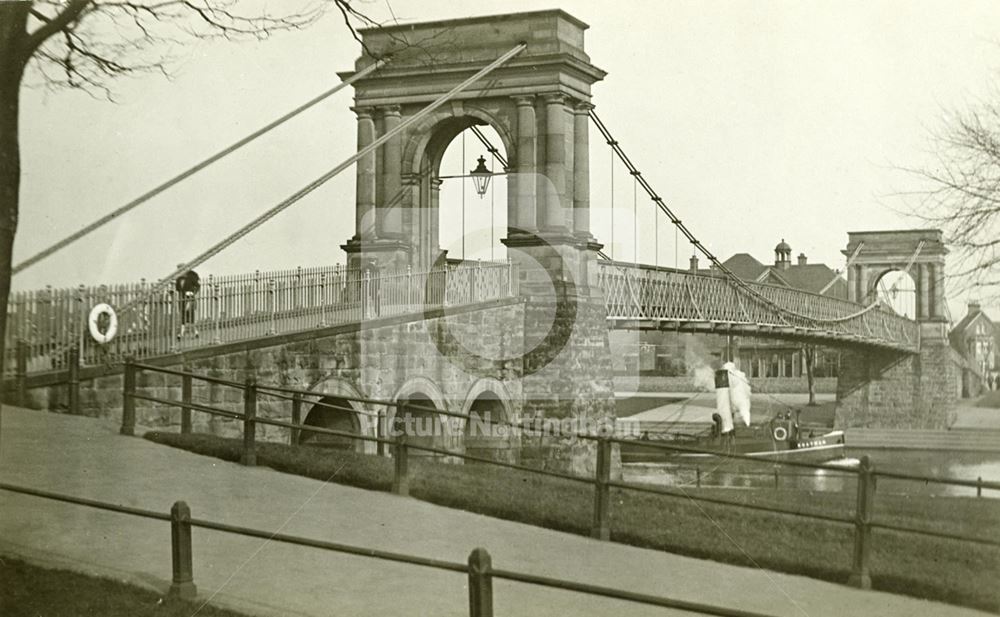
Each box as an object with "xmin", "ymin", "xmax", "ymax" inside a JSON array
[
  {"xmin": 0, "ymin": 4, "xmax": 30, "ymax": 404},
  {"xmin": 804, "ymin": 346, "xmax": 817, "ymax": 406}
]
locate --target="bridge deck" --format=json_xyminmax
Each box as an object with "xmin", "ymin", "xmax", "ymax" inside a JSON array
[
  {"xmin": 6, "ymin": 259, "xmax": 918, "ymax": 381},
  {"xmin": 599, "ymin": 261, "xmax": 919, "ymax": 352}
]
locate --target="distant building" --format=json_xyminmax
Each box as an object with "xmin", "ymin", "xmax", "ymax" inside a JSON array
[
  {"xmin": 693, "ymin": 240, "xmax": 845, "ymax": 379},
  {"xmin": 691, "ymin": 239, "xmax": 849, "ymax": 300},
  {"xmin": 949, "ymin": 302, "xmax": 998, "ymax": 388}
]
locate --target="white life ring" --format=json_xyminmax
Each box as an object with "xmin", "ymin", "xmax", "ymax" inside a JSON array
[
  {"xmin": 88, "ymin": 303, "xmax": 118, "ymax": 344},
  {"xmin": 772, "ymin": 425, "xmax": 789, "ymax": 441}
]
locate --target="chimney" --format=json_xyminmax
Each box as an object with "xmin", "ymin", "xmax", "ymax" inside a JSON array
[
  {"xmin": 969, "ymin": 301, "xmax": 981, "ymax": 316},
  {"xmin": 689, "ymin": 255, "xmax": 699, "ymax": 272},
  {"xmin": 797, "ymin": 253, "xmax": 808, "ymax": 266}
]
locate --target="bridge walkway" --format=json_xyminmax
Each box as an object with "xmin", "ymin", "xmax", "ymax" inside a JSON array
[{"xmin": 0, "ymin": 407, "xmax": 986, "ymax": 617}]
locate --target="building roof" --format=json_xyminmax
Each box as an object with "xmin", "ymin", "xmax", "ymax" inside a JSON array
[
  {"xmin": 779, "ymin": 264, "xmax": 847, "ymax": 296},
  {"xmin": 702, "ymin": 251, "xmax": 848, "ymax": 300},
  {"xmin": 949, "ymin": 305, "xmax": 996, "ymax": 351},
  {"xmin": 721, "ymin": 253, "xmax": 768, "ymax": 281}
]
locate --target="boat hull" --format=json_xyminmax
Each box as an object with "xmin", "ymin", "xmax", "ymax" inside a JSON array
[{"xmin": 619, "ymin": 428, "xmax": 846, "ymax": 464}]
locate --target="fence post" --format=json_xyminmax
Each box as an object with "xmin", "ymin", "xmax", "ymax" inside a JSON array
[
  {"xmin": 241, "ymin": 377, "xmax": 257, "ymax": 466},
  {"xmin": 319, "ymin": 273, "xmax": 328, "ymax": 327},
  {"xmin": 773, "ymin": 468, "xmax": 779, "ymax": 489},
  {"xmin": 169, "ymin": 288, "xmax": 179, "ymax": 353},
  {"xmin": 591, "ymin": 438, "xmax": 611, "ymax": 541},
  {"xmin": 377, "ymin": 410, "xmax": 386, "ymax": 457},
  {"xmin": 977, "ymin": 476, "xmax": 982, "ymax": 498},
  {"xmin": 696, "ymin": 466, "xmax": 701, "ymax": 488},
  {"xmin": 406, "ymin": 266, "xmax": 413, "ymax": 308},
  {"xmin": 848, "ymin": 455, "xmax": 874, "ymax": 590},
  {"xmin": 121, "ymin": 357, "xmax": 137, "ymax": 435},
  {"xmin": 211, "ymin": 276, "xmax": 222, "ymax": 345},
  {"xmin": 392, "ymin": 416, "xmax": 409, "ymax": 496},
  {"xmin": 168, "ymin": 500, "xmax": 197, "ymax": 600},
  {"xmin": 362, "ymin": 270, "xmax": 371, "ymax": 319},
  {"xmin": 181, "ymin": 368, "xmax": 192, "ymax": 435},
  {"xmin": 67, "ymin": 345, "xmax": 81, "ymax": 415},
  {"xmin": 295, "ymin": 266, "xmax": 303, "ymax": 309},
  {"xmin": 467, "ymin": 548, "xmax": 494, "ymax": 617},
  {"xmin": 15, "ymin": 339, "xmax": 28, "ymax": 407},
  {"xmin": 268, "ymin": 279, "xmax": 277, "ymax": 335},
  {"xmin": 290, "ymin": 393, "xmax": 302, "ymax": 446}
]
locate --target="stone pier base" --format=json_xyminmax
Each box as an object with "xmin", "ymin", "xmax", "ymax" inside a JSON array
[{"xmin": 835, "ymin": 322, "xmax": 960, "ymax": 429}]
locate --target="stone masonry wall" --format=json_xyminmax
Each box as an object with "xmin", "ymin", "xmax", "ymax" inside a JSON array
[
  {"xmin": 835, "ymin": 323, "xmax": 959, "ymax": 429},
  {"xmin": 44, "ymin": 302, "xmax": 526, "ymax": 459}
]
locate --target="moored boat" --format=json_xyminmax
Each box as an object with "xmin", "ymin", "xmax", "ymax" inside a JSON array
[
  {"xmin": 618, "ymin": 412, "xmax": 846, "ymax": 464},
  {"xmin": 618, "ymin": 366, "xmax": 845, "ymax": 464}
]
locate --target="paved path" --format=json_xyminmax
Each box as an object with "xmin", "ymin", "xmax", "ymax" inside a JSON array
[
  {"xmin": 615, "ymin": 392, "xmax": 836, "ymax": 424},
  {"xmin": 950, "ymin": 403, "xmax": 1000, "ymax": 430},
  {"xmin": 0, "ymin": 406, "xmax": 988, "ymax": 617}
]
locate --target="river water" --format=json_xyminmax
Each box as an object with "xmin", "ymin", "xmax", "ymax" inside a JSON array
[{"xmin": 622, "ymin": 449, "xmax": 1000, "ymax": 498}]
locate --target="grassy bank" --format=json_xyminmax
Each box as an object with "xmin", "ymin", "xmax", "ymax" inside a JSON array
[
  {"xmin": 0, "ymin": 557, "xmax": 250, "ymax": 617},
  {"xmin": 145, "ymin": 431, "xmax": 1000, "ymax": 613}
]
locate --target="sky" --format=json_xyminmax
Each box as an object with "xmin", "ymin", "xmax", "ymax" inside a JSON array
[{"xmin": 16, "ymin": 0, "xmax": 1000, "ymax": 321}]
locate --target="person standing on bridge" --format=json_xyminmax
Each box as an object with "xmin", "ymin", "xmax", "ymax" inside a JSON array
[{"xmin": 175, "ymin": 266, "xmax": 201, "ymax": 339}]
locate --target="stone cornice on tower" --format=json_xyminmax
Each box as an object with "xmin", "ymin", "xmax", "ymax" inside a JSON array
[{"xmin": 338, "ymin": 10, "xmax": 605, "ymax": 108}]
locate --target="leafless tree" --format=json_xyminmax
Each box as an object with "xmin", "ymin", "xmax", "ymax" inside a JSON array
[
  {"xmin": 901, "ymin": 100, "xmax": 1000, "ymax": 302},
  {"xmin": 0, "ymin": 0, "xmax": 385, "ymax": 375},
  {"xmin": 802, "ymin": 345, "xmax": 816, "ymax": 406}
]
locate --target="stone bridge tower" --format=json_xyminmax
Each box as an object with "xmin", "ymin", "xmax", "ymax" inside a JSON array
[
  {"xmin": 339, "ymin": 11, "xmax": 617, "ymax": 473},
  {"xmin": 836, "ymin": 229, "xmax": 959, "ymax": 428}
]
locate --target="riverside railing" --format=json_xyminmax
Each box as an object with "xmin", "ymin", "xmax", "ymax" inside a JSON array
[
  {"xmin": 0, "ymin": 483, "xmax": 779, "ymax": 617},
  {"xmin": 598, "ymin": 261, "xmax": 920, "ymax": 351},
  {"xmin": 121, "ymin": 361, "xmax": 1000, "ymax": 595},
  {"xmin": 4, "ymin": 260, "xmax": 517, "ymax": 377}
]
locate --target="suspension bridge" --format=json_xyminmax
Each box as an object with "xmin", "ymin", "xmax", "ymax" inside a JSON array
[{"xmin": 3, "ymin": 10, "xmax": 959, "ymax": 470}]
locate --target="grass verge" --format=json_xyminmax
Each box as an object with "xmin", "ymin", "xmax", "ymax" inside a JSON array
[
  {"xmin": 145, "ymin": 431, "xmax": 1000, "ymax": 613},
  {"xmin": 0, "ymin": 556, "xmax": 249, "ymax": 617}
]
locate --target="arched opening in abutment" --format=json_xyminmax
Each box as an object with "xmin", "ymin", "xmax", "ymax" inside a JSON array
[
  {"xmin": 395, "ymin": 392, "xmax": 445, "ymax": 457},
  {"xmin": 463, "ymin": 390, "xmax": 512, "ymax": 463},
  {"xmin": 299, "ymin": 396, "xmax": 363, "ymax": 451},
  {"xmin": 874, "ymin": 269, "xmax": 917, "ymax": 319}
]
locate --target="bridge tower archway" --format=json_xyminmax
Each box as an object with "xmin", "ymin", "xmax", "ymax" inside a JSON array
[
  {"xmin": 843, "ymin": 229, "xmax": 948, "ymax": 322},
  {"xmin": 338, "ymin": 10, "xmax": 608, "ymax": 281}
]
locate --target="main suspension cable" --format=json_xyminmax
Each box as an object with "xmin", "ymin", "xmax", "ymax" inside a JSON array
[
  {"xmin": 13, "ymin": 59, "xmax": 388, "ymax": 276},
  {"xmin": 589, "ymin": 110, "xmax": 880, "ymax": 324},
  {"xmin": 107, "ymin": 44, "xmax": 528, "ymax": 320}
]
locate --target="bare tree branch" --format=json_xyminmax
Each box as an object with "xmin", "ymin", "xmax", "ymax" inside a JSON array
[{"xmin": 897, "ymin": 100, "xmax": 1000, "ymax": 302}]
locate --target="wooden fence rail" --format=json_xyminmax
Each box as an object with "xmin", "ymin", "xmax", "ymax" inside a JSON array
[
  {"xmin": 120, "ymin": 361, "xmax": 1000, "ymax": 598},
  {"xmin": 0, "ymin": 481, "xmax": 780, "ymax": 617}
]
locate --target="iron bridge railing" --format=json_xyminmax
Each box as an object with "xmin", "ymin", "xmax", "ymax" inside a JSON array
[
  {"xmin": 4, "ymin": 260, "xmax": 518, "ymax": 376},
  {"xmin": 598, "ymin": 261, "xmax": 919, "ymax": 351}
]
